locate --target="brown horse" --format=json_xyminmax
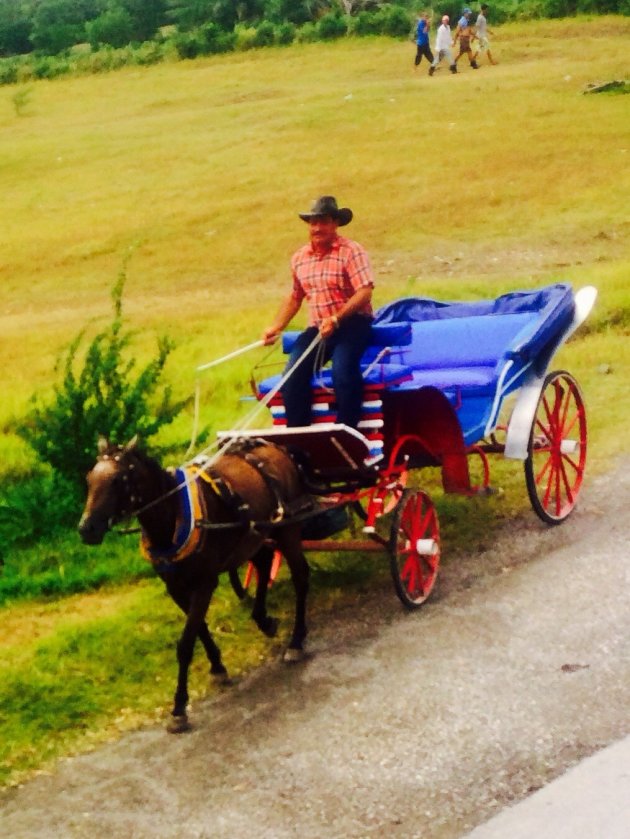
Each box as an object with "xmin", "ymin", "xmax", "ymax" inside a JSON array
[{"xmin": 78, "ymin": 437, "xmax": 310, "ymax": 733}]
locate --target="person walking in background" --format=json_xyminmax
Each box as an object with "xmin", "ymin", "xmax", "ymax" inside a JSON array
[
  {"xmin": 453, "ymin": 7, "xmax": 478, "ymax": 70},
  {"xmin": 413, "ymin": 11, "xmax": 434, "ymax": 70},
  {"xmin": 473, "ymin": 3, "xmax": 498, "ymax": 65},
  {"xmin": 429, "ymin": 15, "xmax": 457, "ymax": 76},
  {"xmin": 262, "ymin": 196, "xmax": 374, "ymax": 429}
]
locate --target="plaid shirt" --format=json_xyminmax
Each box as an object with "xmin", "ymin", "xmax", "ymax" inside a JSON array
[{"xmin": 291, "ymin": 235, "xmax": 374, "ymax": 326}]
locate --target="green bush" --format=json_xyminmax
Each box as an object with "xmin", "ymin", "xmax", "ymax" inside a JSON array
[
  {"xmin": 0, "ymin": 472, "xmax": 81, "ymax": 553},
  {"xmin": 275, "ymin": 21, "xmax": 296, "ymax": 45},
  {"xmin": 198, "ymin": 23, "xmax": 236, "ymax": 54},
  {"xmin": 0, "ymin": 58, "xmax": 19, "ymax": 85},
  {"xmin": 86, "ymin": 6, "xmax": 135, "ymax": 50},
  {"xmin": 317, "ymin": 12, "xmax": 348, "ymax": 40},
  {"xmin": 171, "ymin": 29, "xmax": 204, "ymax": 58},
  {"xmin": 349, "ymin": 10, "xmax": 382, "ymax": 36},
  {"xmin": 16, "ymin": 264, "xmax": 187, "ymax": 488},
  {"xmin": 295, "ymin": 21, "xmax": 320, "ymax": 42},
  {"xmin": 377, "ymin": 6, "xmax": 412, "ymax": 38},
  {"xmin": 32, "ymin": 54, "xmax": 70, "ymax": 79},
  {"xmin": 252, "ymin": 20, "xmax": 276, "ymax": 47}
]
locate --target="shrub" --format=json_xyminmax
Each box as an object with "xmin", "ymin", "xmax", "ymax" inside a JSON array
[
  {"xmin": 132, "ymin": 39, "xmax": 166, "ymax": 65},
  {"xmin": 295, "ymin": 21, "xmax": 320, "ymax": 42},
  {"xmin": 32, "ymin": 54, "xmax": 70, "ymax": 79},
  {"xmin": 275, "ymin": 22, "xmax": 296, "ymax": 45},
  {"xmin": 198, "ymin": 23, "xmax": 236, "ymax": 54},
  {"xmin": 349, "ymin": 10, "xmax": 382, "ymax": 36},
  {"xmin": 172, "ymin": 29, "xmax": 204, "ymax": 59},
  {"xmin": 233, "ymin": 25, "xmax": 258, "ymax": 51},
  {"xmin": 252, "ymin": 20, "xmax": 276, "ymax": 48},
  {"xmin": 0, "ymin": 471, "xmax": 81, "ymax": 553},
  {"xmin": 86, "ymin": 6, "xmax": 134, "ymax": 50},
  {"xmin": 317, "ymin": 12, "xmax": 348, "ymax": 40},
  {"xmin": 0, "ymin": 58, "xmax": 19, "ymax": 85},
  {"xmin": 16, "ymin": 264, "xmax": 188, "ymax": 488},
  {"xmin": 378, "ymin": 5, "xmax": 413, "ymax": 38}
]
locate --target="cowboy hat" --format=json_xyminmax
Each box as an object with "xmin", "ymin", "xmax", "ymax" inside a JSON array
[{"xmin": 298, "ymin": 195, "xmax": 353, "ymax": 226}]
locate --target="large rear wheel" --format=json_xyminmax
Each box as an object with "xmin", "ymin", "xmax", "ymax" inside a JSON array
[
  {"xmin": 524, "ymin": 370, "xmax": 587, "ymax": 524},
  {"xmin": 389, "ymin": 489, "xmax": 440, "ymax": 609}
]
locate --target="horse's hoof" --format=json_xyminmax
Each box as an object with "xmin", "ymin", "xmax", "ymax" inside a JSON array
[
  {"xmin": 262, "ymin": 617, "xmax": 279, "ymax": 638},
  {"xmin": 211, "ymin": 670, "xmax": 233, "ymax": 687},
  {"xmin": 167, "ymin": 714, "xmax": 191, "ymax": 734},
  {"xmin": 283, "ymin": 647, "xmax": 305, "ymax": 664}
]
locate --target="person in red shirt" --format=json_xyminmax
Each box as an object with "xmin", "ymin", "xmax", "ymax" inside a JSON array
[{"xmin": 262, "ymin": 196, "xmax": 374, "ymax": 428}]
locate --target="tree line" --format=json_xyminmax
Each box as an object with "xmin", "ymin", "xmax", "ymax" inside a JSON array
[{"xmin": 0, "ymin": 0, "xmax": 627, "ymax": 59}]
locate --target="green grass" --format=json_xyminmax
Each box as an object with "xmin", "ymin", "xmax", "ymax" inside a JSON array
[{"xmin": 0, "ymin": 17, "xmax": 629, "ymax": 787}]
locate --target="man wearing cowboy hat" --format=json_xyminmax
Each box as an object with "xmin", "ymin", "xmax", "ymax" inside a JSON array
[{"xmin": 262, "ymin": 195, "xmax": 374, "ymax": 429}]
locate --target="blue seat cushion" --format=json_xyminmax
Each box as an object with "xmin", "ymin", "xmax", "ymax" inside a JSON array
[{"xmin": 258, "ymin": 362, "xmax": 412, "ymax": 396}]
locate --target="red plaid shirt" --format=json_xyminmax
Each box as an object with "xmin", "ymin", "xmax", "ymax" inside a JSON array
[{"xmin": 291, "ymin": 235, "xmax": 374, "ymax": 326}]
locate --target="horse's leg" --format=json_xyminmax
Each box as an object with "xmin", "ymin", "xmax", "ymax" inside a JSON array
[
  {"xmin": 277, "ymin": 527, "xmax": 310, "ymax": 663},
  {"xmin": 249, "ymin": 544, "xmax": 279, "ymax": 638},
  {"xmin": 163, "ymin": 574, "xmax": 227, "ymax": 679},
  {"xmin": 169, "ymin": 580, "xmax": 217, "ymax": 733}
]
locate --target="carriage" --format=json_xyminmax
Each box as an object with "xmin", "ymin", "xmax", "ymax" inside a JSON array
[
  {"xmin": 217, "ymin": 281, "xmax": 597, "ymax": 610},
  {"xmin": 78, "ymin": 281, "xmax": 597, "ymax": 730}
]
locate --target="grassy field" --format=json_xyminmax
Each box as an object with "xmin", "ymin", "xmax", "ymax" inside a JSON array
[{"xmin": 0, "ymin": 17, "xmax": 629, "ymax": 786}]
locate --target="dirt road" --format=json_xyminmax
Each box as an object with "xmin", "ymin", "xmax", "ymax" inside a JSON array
[{"xmin": 1, "ymin": 462, "xmax": 629, "ymax": 839}]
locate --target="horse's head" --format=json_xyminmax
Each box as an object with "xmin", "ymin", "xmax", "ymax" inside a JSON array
[{"xmin": 78, "ymin": 436, "xmax": 141, "ymax": 545}]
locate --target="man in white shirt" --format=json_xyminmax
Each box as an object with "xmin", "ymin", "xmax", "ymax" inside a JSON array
[{"xmin": 428, "ymin": 15, "xmax": 457, "ymax": 76}]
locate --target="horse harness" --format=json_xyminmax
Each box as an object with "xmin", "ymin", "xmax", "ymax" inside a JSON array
[
  {"xmin": 111, "ymin": 439, "xmax": 312, "ymax": 569},
  {"xmin": 194, "ymin": 437, "xmax": 313, "ymax": 534}
]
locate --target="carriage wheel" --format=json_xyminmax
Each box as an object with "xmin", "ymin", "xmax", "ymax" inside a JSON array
[
  {"xmin": 524, "ymin": 370, "xmax": 587, "ymax": 525},
  {"xmin": 389, "ymin": 489, "xmax": 440, "ymax": 610}
]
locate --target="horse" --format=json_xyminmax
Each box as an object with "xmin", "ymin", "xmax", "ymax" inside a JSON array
[{"xmin": 78, "ymin": 436, "xmax": 311, "ymax": 733}]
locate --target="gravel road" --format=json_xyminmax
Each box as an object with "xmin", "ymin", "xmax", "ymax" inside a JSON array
[{"xmin": 1, "ymin": 461, "xmax": 629, "ymax": 839}]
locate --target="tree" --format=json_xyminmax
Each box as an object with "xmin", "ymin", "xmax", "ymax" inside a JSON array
[
  {"xmin": 168, "ymin": 0, "xmax": 212, "ymax": 31},
  {"xmin": 30, "ymin": 0, "xmax": 95, "ymax": 54},
  {"xmin": 86, "ymin": 4, "xmax": 134, "ymax": 48},
  {"xmin": 0, "ymin": 1, "xmax": 33, "ymax": 55},
  {"xmin": 119, "ymin": 0, "xmax": 167, "ymax": 42}
]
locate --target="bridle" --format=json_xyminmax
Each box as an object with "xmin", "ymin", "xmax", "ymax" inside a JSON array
[{"xmin": 95, "ymin": 449, "xmax": 193, "ymax": 528}]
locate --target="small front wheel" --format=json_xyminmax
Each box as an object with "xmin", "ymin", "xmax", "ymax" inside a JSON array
[
  {"xmin": 389, "ymin": 489, "xmax": 440, "ymax": 610},
  {"xmin": 524, "ymin": 370, "xmax": 587, "ymax": 525}
]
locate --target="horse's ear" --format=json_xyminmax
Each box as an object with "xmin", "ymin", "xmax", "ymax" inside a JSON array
[
  {"xmin": 123, "ymin": 435, "xmax": 139, "ymax": 453},
  {"xmin": 97, "ymin": 437, "xmax": 109, "ymax": 455}
]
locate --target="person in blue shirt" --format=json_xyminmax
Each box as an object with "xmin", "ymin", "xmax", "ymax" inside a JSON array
[{"xmin": 413, "ymin": 11, "xmax": 434, "ymax": 69}]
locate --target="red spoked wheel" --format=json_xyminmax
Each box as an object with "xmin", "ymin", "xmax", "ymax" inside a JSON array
[
  {"xmin": 389, "ymin": 489, "xmax": 440, "ymax": 610},
  {"xmin": 524, "ymin": 370, "xmax": 587, "ymax": 525}
]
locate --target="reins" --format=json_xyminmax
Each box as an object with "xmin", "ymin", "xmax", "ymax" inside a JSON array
[{"xmin": 115, "ymin": 331, "xmax": 324, "ymax": 527}]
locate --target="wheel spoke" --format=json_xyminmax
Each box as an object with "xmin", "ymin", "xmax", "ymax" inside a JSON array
[
  {"xmin": 390, "ymin": 490, "xmax": 440, "ymax": 608},
  {"xmin": 526, "ymin": 371, "xmax": 587, "ymax": 524}
]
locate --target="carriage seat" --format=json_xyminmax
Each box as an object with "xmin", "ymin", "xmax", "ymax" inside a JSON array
[{"xmin": 372, "ymin": 283, "xmax": 576, "ymax": 396}]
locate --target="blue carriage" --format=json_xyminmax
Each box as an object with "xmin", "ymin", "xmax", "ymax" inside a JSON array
[{"xmin": 218, "ymin": 282, "xmax": 596, "ymax": 609}]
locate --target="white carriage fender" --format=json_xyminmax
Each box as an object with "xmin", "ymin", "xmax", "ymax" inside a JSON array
[{"xmin": 504, "ymin": 286, "xmax": 598, "ymax": 461}]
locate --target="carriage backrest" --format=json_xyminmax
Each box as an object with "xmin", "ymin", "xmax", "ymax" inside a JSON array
[
  {"xmin": 371, "ymin": 282, "xmax": 576, "ymax": 373},
  {"xmin": 391, "ymin": 313, "xmax": 533, "ymax": 370}
]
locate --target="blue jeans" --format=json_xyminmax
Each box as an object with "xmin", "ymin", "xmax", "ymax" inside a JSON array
[{"xmin": 281, "ymin": 315, "xmax": 373, "ymax": 428}]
